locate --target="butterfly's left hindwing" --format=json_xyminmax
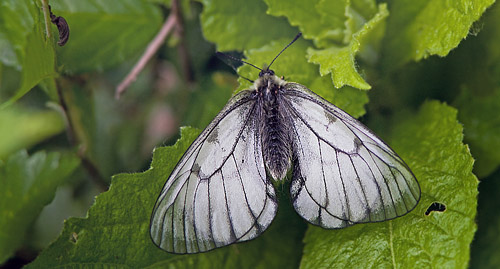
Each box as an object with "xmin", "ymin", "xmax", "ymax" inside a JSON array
[
  {"xmin": 150, "ymin": 90, "xmax": 278, "ymax": 253},
  {"xmin": 283, "ymin": 83, "xmax": 421, "ymax": 228}
]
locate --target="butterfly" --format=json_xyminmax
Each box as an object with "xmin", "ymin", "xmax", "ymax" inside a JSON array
[{"xmin": 150, "ymin": 33, "xmax": 420, "ymax": 254}]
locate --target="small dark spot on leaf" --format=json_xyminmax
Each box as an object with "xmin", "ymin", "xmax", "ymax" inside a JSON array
[
  {"xmin": 425, "ymin": 202, "xmax": 446, "ymax": 215},
  {"xmin": 70, "ymin": 232, "xmax": 78, "ymax": 243},
  {"xmin": 241, "ymin": 159, "xmax": 245, "ymax": 164}
]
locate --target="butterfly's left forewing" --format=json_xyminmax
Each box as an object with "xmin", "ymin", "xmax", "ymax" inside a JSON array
[
  {"xmin": 150, "ymin": 90, "xmax": 278, "ymax": 253},
  {"xmin": 282, "ymin": 83, "xmax": 420, "ymax": 228}
]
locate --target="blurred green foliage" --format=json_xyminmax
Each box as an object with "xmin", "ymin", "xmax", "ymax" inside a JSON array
[
  {"xmin": 0, "ymin": 150, "xmax": 80, "ymax": 262},
  {"xmin": 0, "ymin": 0, "xmax": 498, "ymax": 267}
]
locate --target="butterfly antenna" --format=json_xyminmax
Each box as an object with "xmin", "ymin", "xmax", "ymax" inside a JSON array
[
  {"xmin": 216, "ymin": 52, "xmax": 263, "ymax": 72},
  {"xmin": 267, "ymin": 32, "xmax": 302, "ymax": 70},
  {"xmin": 240, "ymin": 76, "xmax": 254, "ymax": 83}
]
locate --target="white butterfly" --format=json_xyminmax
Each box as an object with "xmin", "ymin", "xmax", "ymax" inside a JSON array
[{"xmin": 150, "ymin": 34, "xmax": 421, "ymax": 254}]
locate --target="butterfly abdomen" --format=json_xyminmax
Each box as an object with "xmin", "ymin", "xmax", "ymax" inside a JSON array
[{"xmin": 257, "ymin": 76, "xmax": 292, "ymax": 181}]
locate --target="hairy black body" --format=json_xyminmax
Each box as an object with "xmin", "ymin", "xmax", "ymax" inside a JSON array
[{"xmin": 254, "ymin": 70, "xmax": 292, "ymax": 180}]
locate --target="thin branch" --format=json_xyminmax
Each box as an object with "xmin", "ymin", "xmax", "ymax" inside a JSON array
[
  {"xmin": 55, "ymin": 82, "xmax": 76, "ymax": 145},
  {"xmin": 41, "ymin": 0, "xmax": 51, "ymax": 39},
  {"xmin": 56, "ymin": 81, "xmax": 109, "ymax": 191},
  {"xmin": 173, "ymin": 1, "xmax": 194, "ymax": 83},
  {"xmin": 79, "ymin": 155, "xmax": 109, "ymax": 192},
  {"xmin": 115, "ymin": 3, "xmax": 179, "ymax": 99}
]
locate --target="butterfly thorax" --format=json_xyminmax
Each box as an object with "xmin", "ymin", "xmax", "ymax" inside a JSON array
[{"xmin": 254, "ymin": 71, "xmax": 292, "ymax": 181}]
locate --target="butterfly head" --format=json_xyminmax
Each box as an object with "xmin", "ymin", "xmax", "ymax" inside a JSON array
[
  {"xmin": 259, "ymin": 68, "xmax": 275, "ymax": 77},
  {"xmin": 254, "ymin": 68, "xmax": 286, "ymax": 93}
]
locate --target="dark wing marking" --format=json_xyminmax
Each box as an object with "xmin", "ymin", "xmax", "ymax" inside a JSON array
[
  {"xmin": 284, "ymin": 83, "xmax": 420, "ymax": 228},
  {"xmin": 150, "ymin": 90, "xmax": 278, "ymax": 253}
]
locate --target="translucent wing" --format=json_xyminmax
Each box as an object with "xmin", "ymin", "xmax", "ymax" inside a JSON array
[
  {"xmin": 150, "ymin": 91, "xmax": 278, "ymax": 253},
  {"xmin": 283, "ymin": 83, "xmax": 420, "ymax": 228}
]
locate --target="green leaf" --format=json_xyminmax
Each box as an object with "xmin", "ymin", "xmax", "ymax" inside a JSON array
[
  {"xmin": 381, "ymin": 0, "xmax": 496, "ymax": 71},
  {"xmin": 0, "ymin": 0, "xmax": 56, "ymax": 107},
  {"xmin": 0, "ymin": 150, "xmax": 80, "ymax": 264},
  {"xmin": 27, "ymin": 127, "xmax": 306, "ymax": 268},
  {"xmin": 470, "ymin": 168, "xmax": 500, "ymax": 269},
  {"xmin": 306, "ymin": 3, "xmax": 388, "ymax": 90},
  {"xmin": 264, "ymin": 0, "xmax": 347, "ymax": 47},
  {"xmin": 454, "ymin": 87, "xmax": 500, "ymax": 178},
  {"xmin": 50, "ymin": 0, "xmax": 163, "ymax": 74},
  {"xmin": 238, "ymin": 37, "xmax": 368, "ymax": 118},
  {"xmin": 444, "ymin": 2, "xmax": 500, "ymax": 178},
  {"xmin": 262, "ymin": 0, "xmax": 386, "ymax": 90},
  {"xmin": 300, "ymin": 101, "xmax": 477, "ymax": 268},
  {"xmin": 146, "ymin": 0, "xmax": 173, "ymax": 6},
  {"xmin": 0, "ymin": 107, "xmax": 65, "ymax": 160},
  {"xmin": 199, "ymin": 0, "xmax": 297, "ymax": 51},
  {"xmin": 59, "ymin": 83, "xmax": 147, "ymax": 179},
  {"xmin": 182, "ymin": 73, "xmax": 235, "ymax": 129}
]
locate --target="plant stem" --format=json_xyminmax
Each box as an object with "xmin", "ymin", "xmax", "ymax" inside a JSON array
[
  {"xmin": 41, "ymin": 0, "xmax": 51, "ymax": 39},
  {"xmin": 173, "ymin": 0, "xmax": 194, "ymax": 83},
  {"xmin": 115, "ymin": 1, "xmax": 180, "ymax": 99},
  {"xmin": 56, "ymin": 80, "xmax": 109, "ymax": 191}
]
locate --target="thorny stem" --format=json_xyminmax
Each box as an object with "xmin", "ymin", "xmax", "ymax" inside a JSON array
[{"xmin": 115, "ymin": 0, "xmax": 183, "ymax": 99}]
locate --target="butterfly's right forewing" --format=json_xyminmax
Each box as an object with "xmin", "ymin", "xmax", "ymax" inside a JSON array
[{"xmin": 150, "ymin": 90, "xmax": 278, "ymax": 254}]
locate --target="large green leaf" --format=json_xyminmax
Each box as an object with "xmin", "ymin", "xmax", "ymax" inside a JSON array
[
  {"xmin": 445, "ymin": 2, "xmax": 500, "ymax": 178},
  {"xmin": 0, "ymin": 0, "xmax": 56, "ymax": 107},
  {"xmin": 454, "ymin": 87, "xmax": 500, "ymax": 178},
  {"xmin": 470, "ymin": 168, "xmax": 500, "ymax": 269},
  {"xmin": 27, "ymin": 127, "xmax": 306, "ymax": 268},
  {"xmin": 262, "ymin": 0, "xmax": 387, "ymax": 90},
  {"xmin": 51, "ymin": 0, "xmax": 162, "ymax": 74},
  {"xmin": 300, "ymin": 101, "xmax": 477, "ymax": 268},
  {"xmin": 453, "ymin": 4, "xmax": 500, "ymax": 265},
  {"xmin": 264, "ymin": 0, "xmax": 347, "ymax": 47},
  {"xmin": 0, "ymin": 107, "xmax": 65, "ymax": 160},
  {"xmin": 0, "ymin": 150, "xmax": 80, "ymax": 264},
  {"xmin": 199, "ymin": 0, "xmax": 297, "ymax": 51},
  {"xmin": 381, "ymin": 0, "xmax": 496, "ymax": 71},
  {"xmin": 307, "ymin": 3, "xmax": 388, "ymax": 90}
]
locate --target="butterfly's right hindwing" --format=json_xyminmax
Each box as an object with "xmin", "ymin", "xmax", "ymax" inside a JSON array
[
  {"xmin": 283, "ymin": 83, "xmax": 420, "ymax": 228},
  {"xmin": 150, "ymin": 90, "xmax": 278, "ymax": 254}
]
